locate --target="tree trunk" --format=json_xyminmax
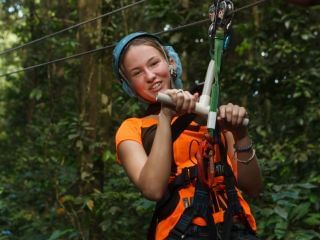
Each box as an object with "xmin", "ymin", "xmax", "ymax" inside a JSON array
[
  {"xmin": 77, "ymin": 0, "xmax": 104, "ymax": 239},
  {"xmin": 24, "ymin": 0, "xmax": 37, "ymax": 125}
]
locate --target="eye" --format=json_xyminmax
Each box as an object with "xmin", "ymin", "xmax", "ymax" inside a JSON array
[
  {"xmin": 132, "ymin": 70, "xmax": 142, "ymax": 76},
  {"xmin": 150, "ymin": 60, "xmax": 160, "ymax": 67}
]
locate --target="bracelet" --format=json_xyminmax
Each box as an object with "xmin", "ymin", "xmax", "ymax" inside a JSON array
[
  {"xmin": 234, "ymin": 141, "xmax": 253, "ymax": 153},
  {"xmin": 235, "ymin": 149, "xmax": 256, "ymax": 165}
]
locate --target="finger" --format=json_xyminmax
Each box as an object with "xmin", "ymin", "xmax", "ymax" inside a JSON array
[
  {"xmin": 175, "ymin": 90, "xmax": 185, "ymax": 112},
  {"xmin": 225, "ymin": 103, "xmax": 233, "ymax": 123},
  {"xmin": 185, "ymin": 91, "xmax": 195, "ymax": 113},
  {"xmin": 180, "ymin": 93, "xmax": 191, "ymax": 114},
  {"xmin": 193, "ymin": 92, "xmax": 199, "ymax": 102},
  {"xmin": 219, "ymin": 105, "xmax": 226, "ymax": 119},
  {"xmin": 164, "ymin": 89, "xmax": 178, "ymax": 103},
  {"xmin": 237, "ymin": 107, "xmax": 247, "ymax": 125},
  {"xmin": 231, "ymin": 105, "xmax": 240, "ymax": 125}
]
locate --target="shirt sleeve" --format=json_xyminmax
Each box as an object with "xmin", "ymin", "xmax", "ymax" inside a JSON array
[{"xmin": 115, "ymin": 118, "xmax": 142, "ymax": 163}]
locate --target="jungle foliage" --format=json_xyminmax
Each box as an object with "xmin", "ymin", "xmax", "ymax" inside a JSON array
[{"xmin": 0, "ymin": 0, "xmax": 319, "ymax": 239}]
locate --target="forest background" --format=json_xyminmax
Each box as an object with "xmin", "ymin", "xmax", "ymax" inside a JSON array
[{"xmin": 0, "ymin": 0, "xmax": 319, "ymax": 239}]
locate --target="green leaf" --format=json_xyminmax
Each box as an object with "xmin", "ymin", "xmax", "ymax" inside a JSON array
[
  {"xmin": 109, "ymin": 206, "xmax": 121, "ymax": 215},
  {"xmin": 290, "ymin": 202, "xmax": 310, "ymax": 222},
  {"xmin": 303, "ymin": 213, "xmax": 320, "ymax": 226},
  {"xmin": 274, "ymin": 206, "xmax": 288, "ymax": 220},
  {"xmin": 67, "ymin": 133, "xmax": 79, "ymax": 140},
  {"xmin": 48, "ymin": 229, "xmax": 73, "ymax": 240},
  {"xmin": 274, "ymin": 221, "xmax": 288, "ymax": 239},
  {"xmin": 29, "ymin": 88, "xmax": 42, "ymax": 100}
]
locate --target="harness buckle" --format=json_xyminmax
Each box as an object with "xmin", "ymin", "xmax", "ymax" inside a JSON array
[
  {"xmin": 171, "ymin": 228, "xmax": 186, "ymax": 239},
  {"xmin": 187, "ymin": 168, "xmax": 191, "ymax": 181},
  {"xmin": 182, "ymin": 167, "xmax": 193, "ymax": 186}
]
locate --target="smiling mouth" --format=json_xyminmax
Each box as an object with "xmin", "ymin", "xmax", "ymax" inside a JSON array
[{"xmin": 150, "ymin": 82, "xmax": 161, "ymax": 92}]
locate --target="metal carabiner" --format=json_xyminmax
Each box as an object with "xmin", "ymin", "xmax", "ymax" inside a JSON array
[{"xmin": 208, "ymin": 0, "xmax": 234, "ymax": 38}]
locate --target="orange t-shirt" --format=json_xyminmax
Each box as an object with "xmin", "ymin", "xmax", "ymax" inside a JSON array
[{"xmin": 115, "ymin": 116, "xmax": 256, "ymax": 240}]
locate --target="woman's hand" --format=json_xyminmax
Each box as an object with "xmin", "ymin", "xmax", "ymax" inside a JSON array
[
  {"xmin": 217, "ymin": 103, "xmax": 248, "ymax": 140},
  {"xmin": 220, "ymin": 103, "xmax": 262, "ymax": 197},
  {"xmin": 159, "ymin": 89, "xmax": 199, "ymax": 119}
]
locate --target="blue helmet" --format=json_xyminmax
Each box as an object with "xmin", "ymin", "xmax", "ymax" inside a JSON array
[{"xmin": 112, "ymin": 32, "xmax": 183, "ymax": 97}]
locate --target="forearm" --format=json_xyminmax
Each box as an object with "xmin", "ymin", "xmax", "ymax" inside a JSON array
[
  {"xmin": 234, "ymin": 132, "xmax": 262, "ymax": 198},
  {"xmin": 137, "ymin": 89, "xmax": 198, "ymax": 200},
  {"xmin": 138, "ymin": 113, "xmax": 173, "ymax": 200}
]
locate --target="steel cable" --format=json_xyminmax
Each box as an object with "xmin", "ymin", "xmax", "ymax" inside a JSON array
[
  {"xmin": 0, "ymin": 0, "xmax": 269, "ymax": 78},
  {"xmin": 0, "ymin": 0, "xmax": 147, "ymax": 57}
]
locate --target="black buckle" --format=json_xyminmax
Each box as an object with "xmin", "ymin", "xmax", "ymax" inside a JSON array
[
  {"xmin": 215, "ymin": 163, "xmax": 224, "ymax": 176},
  {"xmin": 171, "ymin": 228, "xmax": 186, "ymax": 239},
  {"xmin": 181, "ymin": 167, "xmax": 193, "ymax": 186}
]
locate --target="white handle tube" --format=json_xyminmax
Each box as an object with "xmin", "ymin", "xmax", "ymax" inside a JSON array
[
  {"xmin": 156, "ymin": 92, "xmax": 249, "ymax": 126},
  {"xmin": 199, "ymin": 59, "xmax": 215, "ymax": 106},
  {"xmin": 157, "ymin": 92, "xmax": 209, "ymax": 115}
]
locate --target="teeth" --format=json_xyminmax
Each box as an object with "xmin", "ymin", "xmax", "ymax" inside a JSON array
[{"xmin": 152, "ymin": 82, "xmax": 161, "ymax": 90}]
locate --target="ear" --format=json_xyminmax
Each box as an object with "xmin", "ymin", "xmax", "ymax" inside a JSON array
[
  {"xmin": 168, "ymin": 58, "xmax": 177, "ymax": 75},
  {"xmin": 168, "ymin": 58, "xmax": 176, "ymax": 68},
  {"xmin": 168, "ymin": 58, "xmax": 177, "ymax": 83}
]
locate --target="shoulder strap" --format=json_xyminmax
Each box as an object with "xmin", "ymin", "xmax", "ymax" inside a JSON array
[
  {"xmin": 142, "ymin": 113, "xmax": 196, "ymax": 155},
  {"xmin": 218, "ymin": 130, "xmax": 243, "ymax": 240}
]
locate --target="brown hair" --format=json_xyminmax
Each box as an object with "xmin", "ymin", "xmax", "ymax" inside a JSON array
[{"xmin": 120, "ymin": 37, "xmax": 169, "ymax": 74}]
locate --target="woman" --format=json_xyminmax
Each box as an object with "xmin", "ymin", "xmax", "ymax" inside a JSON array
[{"xmin": 113, "ymin": 32, "xmax": 262, "ymax": 240}]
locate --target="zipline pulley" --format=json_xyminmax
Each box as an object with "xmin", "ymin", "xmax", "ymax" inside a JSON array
[{"xmin": 208, "ymin": 0, "xmax": 234, "ymax": 38}]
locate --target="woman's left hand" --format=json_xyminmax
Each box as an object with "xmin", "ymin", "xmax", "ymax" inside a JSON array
[{"xmin": 217, "ymin": 103, "xmax": 248, "ymax": 139}]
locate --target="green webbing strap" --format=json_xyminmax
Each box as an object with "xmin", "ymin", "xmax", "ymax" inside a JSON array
[{"xmin": 208, "ymin": 28, "xmax": 225, "ymax": 137}]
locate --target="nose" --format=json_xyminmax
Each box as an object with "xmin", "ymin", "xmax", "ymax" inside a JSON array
[{"xmin": 145, "ymin": 68, "xmax": 156, "ymax": 82}]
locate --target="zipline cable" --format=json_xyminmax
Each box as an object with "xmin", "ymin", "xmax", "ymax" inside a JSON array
[
  {"xmin": 0, "ymin": 44, "xmax": 116, "ymax": 78},
  {"xmin": 0, "ymin": 0, "xmax": 269, "ymax": 78},
  {"xmin": 233, "ymin": 0, "xmax": 268, "ymax": 14},
  {"xmin": 0, "ymin": 0, "xmax": 147, "ymax": 57},
  {"xmin": 155, "ymin": 0, "xmax": 268, "ymax": 35}
]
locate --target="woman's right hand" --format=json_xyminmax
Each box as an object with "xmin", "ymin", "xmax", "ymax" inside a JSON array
[{"xmin": 159, "ymin": 89, "xmax": 199, "ymax": 118}]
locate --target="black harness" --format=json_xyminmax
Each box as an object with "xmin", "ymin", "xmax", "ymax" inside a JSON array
[{"xmin": 143, "ymin": 113, "xmax": 246, "ymax": 240}]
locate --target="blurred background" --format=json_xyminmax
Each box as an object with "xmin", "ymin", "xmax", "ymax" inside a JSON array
[{"xmin": 0, "ymin": 0, "xmax": 319, "ymax": 239}]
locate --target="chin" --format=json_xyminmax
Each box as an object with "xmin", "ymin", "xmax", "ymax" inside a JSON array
[
  {"xmin": 148, "ymin": 97, "xmax": 157, "ymax": 104},
  {"xmin": 145, "ymin": 92, "xmax": 158, "ymax": 103},
  {"xmin": 138, "ymin": 94, "xmax": 157, "ymax": 104}
]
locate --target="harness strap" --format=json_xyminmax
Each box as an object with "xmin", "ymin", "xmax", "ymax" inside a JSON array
[
  {"xmin": 218, "ymin": 132, "xmax": 243, "ymax": 240},
  {"xmin": 168, "ymin": 180, "xmax": 218, "ymax": 240},
  {"xmin": 172, "ymin": 165, "xmax": 198, "ymax": 188},
  {"xmin": 171, "ymin": 113, "xmax": 196, "ymax": 142},
  {"xmin": 158, "ymin": 166, "xmax": 198, "ymax": 220},
  {"xmin": 147, "ymin": 166, "xmax": 197, "ymax": 240}
]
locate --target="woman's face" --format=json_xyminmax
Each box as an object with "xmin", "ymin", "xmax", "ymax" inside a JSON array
[{"xmin": 122, "ymin": 44, "xmax": 171, "ymax": 103}]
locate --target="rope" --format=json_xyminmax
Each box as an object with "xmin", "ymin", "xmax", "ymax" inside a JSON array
[
  {"xmin": 0, "ymin": 0, "xmax": 147, "ymax": 57},
  {"xmin": 0, "ymin": 0, "xmax": 269, "ymax": 78}
]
